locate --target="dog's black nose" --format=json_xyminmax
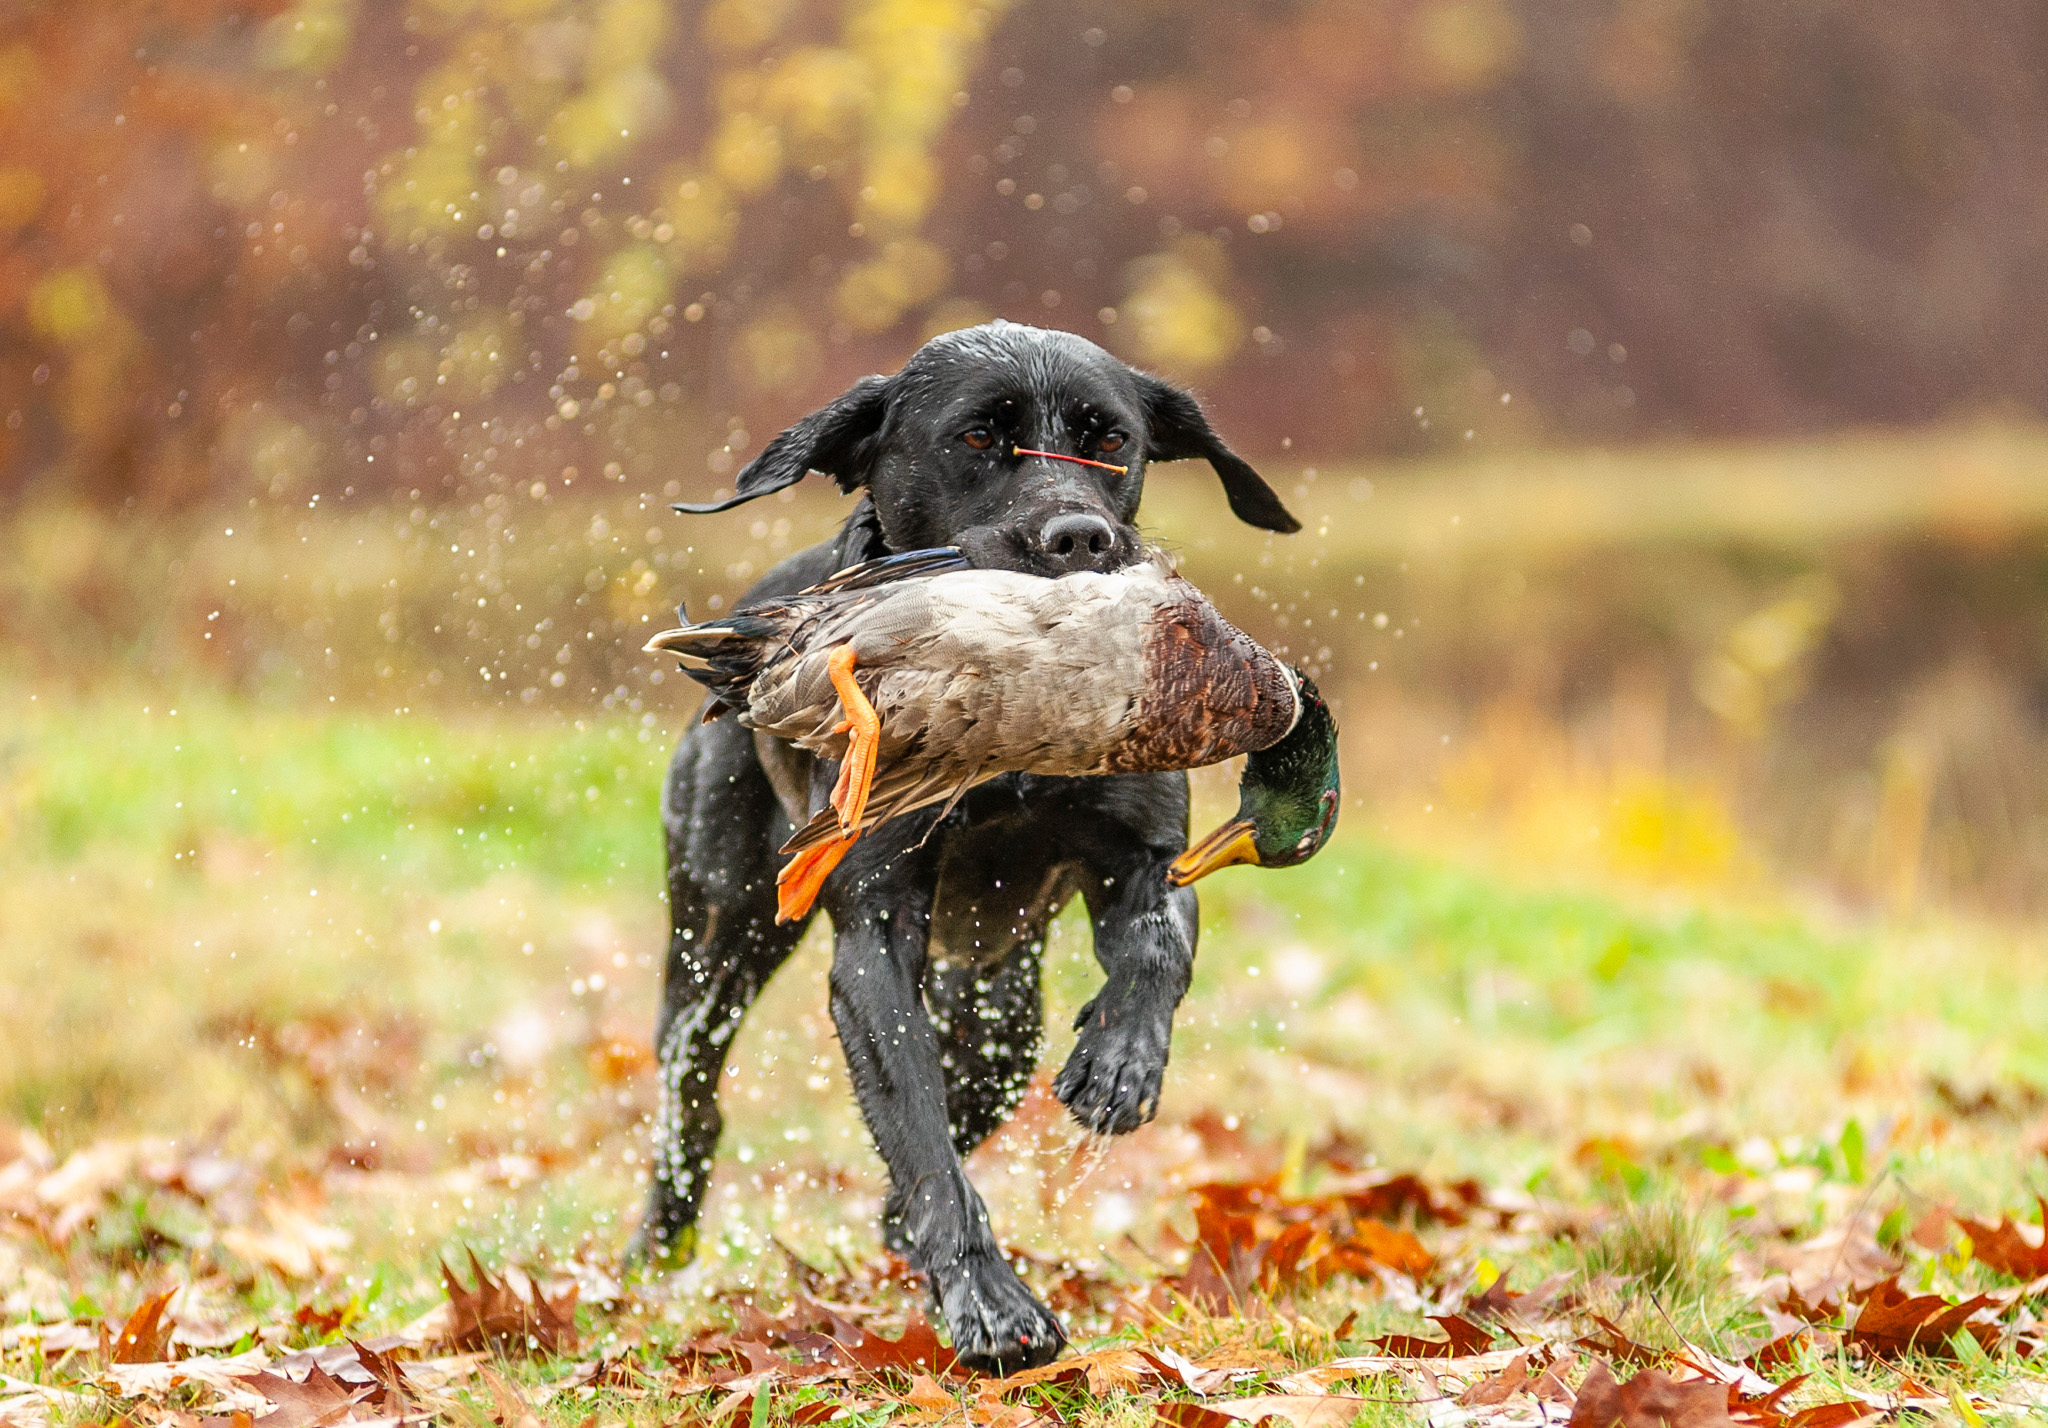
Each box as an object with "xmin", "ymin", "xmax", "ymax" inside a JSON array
[{"xmin": 1036, "ymin": 511, "xmax": 1118, "ymax": 571}]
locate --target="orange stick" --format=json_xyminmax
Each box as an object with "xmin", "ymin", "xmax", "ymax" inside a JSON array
[
  {"xmin": 775, "ymin": 831, "xmax": 858, "ymax": 923},
  {"xmin": 826, "ymin": 645, "xmax": 880, "ymax": 834}
]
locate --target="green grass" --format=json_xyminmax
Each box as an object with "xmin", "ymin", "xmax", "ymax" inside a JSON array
[{"xmin": 6, "ymin": 680, "xmax": 2048, "ymax": 1420}]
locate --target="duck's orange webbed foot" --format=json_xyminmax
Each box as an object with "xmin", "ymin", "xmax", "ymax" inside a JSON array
[
  {"xmin": 826, "ymin": 645, "xmax": 880, "ymax": 834},
  {"xmin": 775, "ymin": 831, "xmax": 858, "ymax": 924}
]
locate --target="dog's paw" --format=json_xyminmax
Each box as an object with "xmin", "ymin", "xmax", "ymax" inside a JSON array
[
  {"xmin": 934, "ymin": 1250, "xmax": 1066, "ymax": 1375},
  {"xmin": 1053, "ymin": 1003, "xmax": 1167, "ymax": 1135}
]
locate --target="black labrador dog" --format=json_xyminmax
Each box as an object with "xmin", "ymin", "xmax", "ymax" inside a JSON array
[{"xmin": 635, "ymin": 322, "xmax": 1298, "ymax": 1371}]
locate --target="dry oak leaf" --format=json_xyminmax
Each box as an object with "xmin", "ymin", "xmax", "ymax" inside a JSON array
[
  {"xmin": 896, "ymin": 1372, "xmax": 959, "ymax": 1420},
  {"xmin": 830, "ymin": 1313, "xmax": 960, "ymax": 1380},
  {"xmin": 987, "ymin": 1346, "xmax": 1173, "ymax": 1398},
  {"xmin": 1741, "ymin": 1333, "xmax": 1808, "ymax": 1375},
  {"xmin": 1955, "ymin": 1198, "xmax": 2048, "ymax": 1281},
  {"xmin": 104, "ymin": 1289, "xmax": 178, "ymax": 1364},
  {"xmin": 1367, "ymin": 1313, "xmax": 1493, "ymax": 1358},
  {"xmin": 1457, "ymin": 1352, "xmax": 1530, "ymax": 1406},
  {"xmin": 1843, "ymin": 1277, "xmax": 1997, "ymax": 1360},
  {"xmin": 1156, "ymin": 1405, "xmax": 1247, "ymax": 1428},
  {"xmin": 439, "ymin": 1251, "xmax": 578, "ymax": 1356},
  {"xmin": 1205, "ymin": 1397, "xmax": 1376, "ymax": 1428},
  {"xmin": 1567, "ymin": 1361, "xmax": 1736, "ymax": 1428},
  {"xmin": 1574, "ymin": 1316, "xmax": 1671, "ymax": 1368},
  {"xmin": 234, "ymin": 1364, "xmax": 376, "ymax": 1428}
]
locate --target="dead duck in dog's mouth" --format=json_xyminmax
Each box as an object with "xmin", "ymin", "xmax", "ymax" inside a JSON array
[{"xmin": 645, "ymin": 546, "xmax": 1341, "ymax": 921}]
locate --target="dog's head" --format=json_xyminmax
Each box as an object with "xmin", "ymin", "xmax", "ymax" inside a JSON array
[{"xmin": 680, "ymin": 323, "xmax": 1298, "ymax": 575}]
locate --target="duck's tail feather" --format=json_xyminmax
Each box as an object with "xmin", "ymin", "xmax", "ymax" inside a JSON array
[
  {"xmin": 803, "ymin": 546, "xmax": 968, "ymax": 596},
  {"xmin": 642, "ymin": 612, "xmax": 786, "ymax": 703}
]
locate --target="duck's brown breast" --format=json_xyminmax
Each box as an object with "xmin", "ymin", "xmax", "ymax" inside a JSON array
[{"xmin": 1103, "ymin": 584, "xmax": 1294, "ymax": 773}]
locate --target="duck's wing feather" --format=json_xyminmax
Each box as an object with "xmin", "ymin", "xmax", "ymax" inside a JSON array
[{"xmin": 801, "ymin": 546, "xmax": 969, "ymax": 594}]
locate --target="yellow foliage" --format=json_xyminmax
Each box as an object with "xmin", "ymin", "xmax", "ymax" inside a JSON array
[
  {"xmin": 857, "ymin": 143, "xmax": 938, "ymax": 233},
  {"xmin": 710, "ymin": 111, "xmax": 784, "ymax": 194},
  {"xmin": 736, "ymin": 306, "xmax": 821, "ymax": 392},
  {"xmin": 703, "ymin": 0, "xmax": 796, "ymax": 53},
  {"xmin": 833, "ymin": 239, "xmax": 949, "ymax": 333},
  {"xmin": 547, "ymin": 68, "xmax": 670, "ymax": 170},
  {"xmin": 260, "ymin": 0, "xmax": 357, "ymax": 74},
  {"xmin": 659, "ymin": 172, "xmax": 739, "ymax": 272},
  {"xmin": 0, "ymin": 165, "xmax": 45, "ymax": 232},
  {"xmin": 1119, "ymin": 240, "xmax": 1243, "ymax": 376},
  {"xmin": 1440, "ymin": 705, "xmax": 1747, "ymax": 890},
  {"xmin": 28, "ymin": 268, "xmax": 111, "ymax": 344},
  {"xmin": 377, "ymin": 64, "xmax": 487, "ymax": 236},
  {"xmin": 587, "ymin": 0, "xmax": 669, "ymax": 76},
  {"xmin": 1406, "ymin": 0, "xmax": 1524, "ymax": 93},
  {"xmin": 1693, "ymin": 575, "xmax": 1841, "ymax": 736},
  {"xmin": 763, "ymin": 48, "xmax": 873, "ymax": 161},
  {"xmin": 920, "ymin": 298, "xmax": 994, "ymax": 342},
  {"xmin": 439, "ymin": 317, "xmax": 512, "ymax": 400},
  {"xmin": 573, "ymin": 243, "xmax": 672, "ymax": 344}
]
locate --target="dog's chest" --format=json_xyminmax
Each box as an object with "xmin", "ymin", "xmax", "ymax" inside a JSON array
[{"xmin": 927, "ymin": 806, "xmax": 1087, "ymax": 971}]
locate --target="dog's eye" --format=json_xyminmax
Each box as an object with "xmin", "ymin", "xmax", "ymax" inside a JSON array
[
  {"xmin": 1099, "ymin": 431, "xmax": 1126, "ymax": 454},
  {"xmin": 962, "ymin": 427, "xmax": 994, "ymax": 451}
]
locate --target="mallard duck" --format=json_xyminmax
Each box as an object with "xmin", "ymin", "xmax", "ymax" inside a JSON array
[{"xmin": 644, "ymin": 548, "xmax": 1341, "ymax": 920}]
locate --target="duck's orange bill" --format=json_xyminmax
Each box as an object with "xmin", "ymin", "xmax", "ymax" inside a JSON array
[
  {"xmin": 1166, "ymin": 819, "xmax": 1260, "ymax": 887},
  {"xmin": 827, "ymin": 645, "xmax": 880, "ymax": 833},
  {"xmin": 776, "ymin": 831, "xmax": 858, "ymax": 923}
]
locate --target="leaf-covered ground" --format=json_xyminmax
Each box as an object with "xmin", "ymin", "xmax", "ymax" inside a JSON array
[{"xmin": 4, "ymin": 684, "xmax": 2048, "ymax": 1425}]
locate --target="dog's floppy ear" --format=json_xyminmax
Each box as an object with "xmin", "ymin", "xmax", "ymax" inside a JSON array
[
  {"xmin": 675, "ymin": 373, "xmax": 892, "ymax": 514},
  {"xmin": 1135, "ymin": 373, "xmax": 1300, "ymax": 533}
]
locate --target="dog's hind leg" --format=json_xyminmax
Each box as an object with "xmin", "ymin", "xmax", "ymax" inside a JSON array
[
  {"xmin": 928, "ymin": 938, "xmax": 1047, "ymax": 1159},
  {"xmin": 632, "ymin": 716, "xmax": 808, "ymax": 1271}
]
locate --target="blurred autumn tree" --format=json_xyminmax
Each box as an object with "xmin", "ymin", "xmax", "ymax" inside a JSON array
[{"xmin": 4, "ymin": 0, "xmax": 2046, "ymax": 508}]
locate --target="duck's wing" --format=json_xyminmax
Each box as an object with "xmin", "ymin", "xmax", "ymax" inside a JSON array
[
  {"xmin": 643, "ymin": 549, "xmax": 969, "ymax": 715},
  {"xmin": 801, "ymin": 546, "xmax": 969, "ymax": 594},
  {"xmin": 778, "ymin": 757, "xmax": 990, "ymax": 855}
]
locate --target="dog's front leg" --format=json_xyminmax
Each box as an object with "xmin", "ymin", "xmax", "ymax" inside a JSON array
[
  {"xmin": 1051, "ymin": 773, "xmax": 1200, "ymax": 1135},
  {"xmin": 820, "ymin": 823, "xmax": 1066, "ymax": 1374}
]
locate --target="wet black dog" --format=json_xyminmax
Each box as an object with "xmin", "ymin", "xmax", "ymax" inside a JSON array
[{"xmin": 634, "ymin": 323, "xmax": 1297, "ymax": 1371}]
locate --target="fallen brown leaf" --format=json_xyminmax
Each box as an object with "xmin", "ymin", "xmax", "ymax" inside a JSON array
[
  {"xmin": 1156, "ymin": 1404, "xmax": 1246, "ymax": 1428},
  {"xmin": 1368, "ymin": 1314, "xmax": 1493, "ymax": 1358},
  {"xmin": 1956, "ymin": 1198, "xmax": 2048, "ymax": 1281},
  {"xmin": 105, "ymin": 1289, "xmax": 178, "ymax": 1364},
  {"xmin": 1457, "ymin": 1352, "xmax": 1529, "ymax": 1406},
  {"xmin": 1567, "ymin": 1360, "xmax": 1735, "ymax": 1427},
  {"xmin": 1574, "ymin": 1315, "xmax": 1671, "ymax": 1369},
  {"xmin": 1742, "ymin": 1332, "xmax": 1808, "ymax": 1374},
  {"xmin": 1843, "ymin": 1277, "xmax": 1997, "ymax": 1360},
  {"xmin": 439, "ymin": 1250, "xmax": 578, "ymax": 1356},
  {"xmin": 237, "ymin": 1365, "xmax": 373, "ymax": 1428},
  {"xmin": 1206, "ymin": 1396, "xmax": 1375, "ymax": 1427}
]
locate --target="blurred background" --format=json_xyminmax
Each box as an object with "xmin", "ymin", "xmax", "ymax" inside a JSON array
[
  {"xmin": 7, "ymin": 0, "xmax": 2048, "ymax": 1307},
  {"xmin": 10, "ymin": 0, "xmax": 2048, "ymax": 914}
]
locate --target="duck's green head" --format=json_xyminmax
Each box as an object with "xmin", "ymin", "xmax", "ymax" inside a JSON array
[{"xmin": 1168, "ymin": 668, "xmax": 1341, "ymax": 886}]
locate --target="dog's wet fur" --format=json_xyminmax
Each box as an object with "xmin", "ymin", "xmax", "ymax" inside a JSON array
[{"xmin": 635, "ymin": 323, "xmax": 1297, "ymax": 1371}]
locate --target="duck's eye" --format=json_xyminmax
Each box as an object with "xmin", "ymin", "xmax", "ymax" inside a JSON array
[
  {"xmin": 962, "ymin": 427, "xmax": 995, "ymax": 451},
  {"xmin": 1099, "ymin": 430, "xmax": 1126, "ymax": 454}
]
